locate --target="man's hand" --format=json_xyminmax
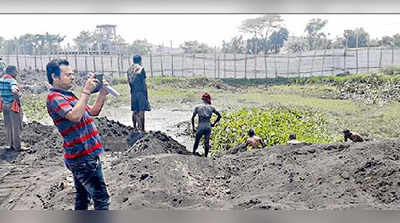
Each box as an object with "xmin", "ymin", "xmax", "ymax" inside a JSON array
[
  {"xmin": 83, "ymin": 74, "xmax": 99, "ymax": 94},
  {"xmin": 99, "ymin": 80, "xmax": 110, "ymax": 96},
  {"xmin": 90, "ymin": 80, "xmax": 109, "ymax": 116}
]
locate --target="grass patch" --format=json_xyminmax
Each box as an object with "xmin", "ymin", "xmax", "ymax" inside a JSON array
[
  {"xmin": 210, "ymin": 107, "xmax": 339, "ymax": 155},
  {"xmin": 13, "ymin": 75, "xmax": 400, "ymax": 143},
  {"xmin": 21, "ymin": 94, "xmax": 48, "ymax": 122}
]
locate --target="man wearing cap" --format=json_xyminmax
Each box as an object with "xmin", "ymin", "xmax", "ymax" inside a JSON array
[
  {"xmin": 191, "ymin": 93, "xmax": 221, "ymax": 157},
  {"xmin": 0, "ymin": 65, "xmax": 22, "ymax": 151},
  {"xmin": 127, "ymin": 55, "xmax": 151, "ymax": 132}
]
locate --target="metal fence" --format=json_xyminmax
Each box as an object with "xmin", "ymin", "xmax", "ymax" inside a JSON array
[{"xmin": 2, "ymin": 47, "xmax": 400, "ymax": 79}]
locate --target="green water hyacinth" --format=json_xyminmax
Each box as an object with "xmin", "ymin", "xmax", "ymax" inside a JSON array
[{"xmin": 210, "ymin": 107, "xmax": 335, "ymax": 155}]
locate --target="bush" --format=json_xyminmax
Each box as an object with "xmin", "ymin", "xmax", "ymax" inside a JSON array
[
  {"xmin": 111, "ymin": 77, "xmax": 129, "ymax": 85},
  {"xmin": 21, "ymin": 95, "xmax": 48, "ymax": 121},
  {"xmin": 210, "ymin": 107, "xmax": 337, "ymax": 155},
  {"xmin": 381, "ymin": 65, "xmax": 400, "ymax": 75}
]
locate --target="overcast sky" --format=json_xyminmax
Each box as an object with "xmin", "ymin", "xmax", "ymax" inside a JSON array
[{"xmin": 0, "ymin": 14, "xmax": 400, "ymax": 47}]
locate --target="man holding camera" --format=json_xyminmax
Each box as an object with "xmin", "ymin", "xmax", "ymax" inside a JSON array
[{"xmin": 46, "ymin": 59, "xmax": 110, "ymax": 210}]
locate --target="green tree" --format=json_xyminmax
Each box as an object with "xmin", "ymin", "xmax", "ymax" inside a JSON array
[
  {"xmin": 0, "ymin": 36, "xmax": 4, "ymax": 54},
  {"xmin": 343, "ymin": 28, "xmax": 369, "ymax": 48},
  {"xmin": 393, "ymin": 34, "xmax": 400, "ymax": 47},
  {"xmin": 304, "ymin": 18, "xmax": 328, "ymax": 50},
  {"xmin": 180, "ymin": 41, "xmax": 213, "ymax": 54},
  {"xmin": 331, "ymin": 36, "xmax": 345, "ymax": 49},
  {"xmin": 239, "ymin": 14, "xmax": 284, "ymax": 54},
  {"xmin": 222, "ymin": 35, "xmax": 246, "ymax": 54},
  {"xmin": 42, "ymin": 32, "xmax": 65, "ymax": 53},
  {"xmin": 378, "ymin": 36, "xmax": 394, "ymax": 47},
  {"xmin": 283, "ymin": 36, "xmax": 308, "ymax": 53},
  {"xmin": 128, "ymin": 39, "xmax": 152, "ymax": 55},
  {"xmin": 2, "ymin": 38, "xmax": 18, "ymax": 54},
  {"xmin": 269, "ymin": 27, "xmax": 289, "ymax": 53},
  {"xmin": 240, "ymin": 14, "xmax": 283, "ymax": 40},
  {"xmin": 73, "ymin": 31, "xmax": 96, "ymax": 51}
]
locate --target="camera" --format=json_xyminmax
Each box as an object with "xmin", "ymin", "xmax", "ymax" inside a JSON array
[{"xmin": 91, "ymin": 73, "xmax": 104, "ymax": 93}]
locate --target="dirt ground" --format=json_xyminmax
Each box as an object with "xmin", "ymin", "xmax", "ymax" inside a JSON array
[
  {"xmin": 2, "ymin": 71, "xmax": 400, "ymax": 210},
  {"xmin": 1, "ymin": 118, "xmax": 400, "ymax": 210}
]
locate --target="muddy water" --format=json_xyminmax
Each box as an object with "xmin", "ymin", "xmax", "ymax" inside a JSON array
[
  {"xmin": 102, "ymin": 105, "xmax": 196, "ymax": 151},
  {"xmin": 26, "ymin": 104, "xmax": 197, "ymax": 151}
]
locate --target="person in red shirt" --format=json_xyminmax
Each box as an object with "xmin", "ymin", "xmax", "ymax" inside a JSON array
[{"xmin": 46, "ymin": 59, "xmax": 110, "ymax": 210}]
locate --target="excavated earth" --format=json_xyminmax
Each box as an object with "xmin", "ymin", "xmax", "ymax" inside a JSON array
[{"xmin": 1, "ymin": 118, "xmax": 400, "ymax": 210}]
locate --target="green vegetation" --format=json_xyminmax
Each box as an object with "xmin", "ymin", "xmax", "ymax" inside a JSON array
[
  {"xmin": 4, "ymin": 71, "xmax": 400, "ymax": 145},
  {"xmin": 210, "ymin": 107, "xmax": 339, "ymax": 155},
  {"xmin": 21, "ymin": 94, "xmax": 48, "ymax": 122}
]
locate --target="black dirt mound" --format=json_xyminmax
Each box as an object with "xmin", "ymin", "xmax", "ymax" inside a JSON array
[
  {"xmin": 94, "ymin": 117, "xmax": 134, "ymax": 137},
  {"xmin": 127, "ymin": 132, "xmax": 146, "ymax": 147},
  {"xmin": 4, "ymin": 113, "xmax": 400, "ymax": 209},
  {"xmin": 94, "ymin": 117, "xmax": 134, "ymax": 152},
  {"xmin": 123, "ymin": 131, "xmax": 191, "ymax": 158},
  {"xmin": 104, "ymin": 139, "xmax": 400, "ymax": 210},
  {"xmin": 0, "ymin": 121, "xmax": 64, "ymax": 165},
  {"xmin": 0, "ymin": 117, "xmax": 133, "ymax": 164},
  {"xmin": 19, "ymin": 71, "xmax": 52, "ymax": 94}
]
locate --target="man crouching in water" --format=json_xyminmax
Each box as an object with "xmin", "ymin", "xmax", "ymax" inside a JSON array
[
  {"xmin": 343, "ymin": 129, "xmax": 364, "ymax": 142},
  {"xmin": 240, "ymin": 129, "xmax": 266, "ymax": 150},
  {"xmin": 191, "ymin": 93, "xmax": 221, "ymax": 157}
]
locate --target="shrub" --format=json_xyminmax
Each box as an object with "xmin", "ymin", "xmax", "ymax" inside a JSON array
[{"xmin": 210, "ymin": 107, "xmax": 336, "ymax": 155}]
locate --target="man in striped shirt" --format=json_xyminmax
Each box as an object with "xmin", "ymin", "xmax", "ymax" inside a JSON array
[{"xmin": 46, "ymin": 59, "xmax": 110, "ymax": 210}]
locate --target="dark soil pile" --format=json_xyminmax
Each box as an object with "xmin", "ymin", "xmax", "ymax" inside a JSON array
[
  {"xmin": 3, "ymin": 116, "xmax": 400, "ymax": 210},
  {"xmin": 19, "ymin": 71, "xmax": 52, "ymax": 94},
  {"xmin": 0, "ymin": 117, "xmax": 134, "ymax": 165},
  {"xmin": 104, "ymin": 140, "xmax": 400, "ymax": 210},
  {"xmin": 123, "ymin": 131, "xmax": 191, "ymax": 157},
  {"xmin": 93, "ymin": 117, "xmax": 134, "ymax": 152},
  {"xmin": 0, "ymin": 121, "xmax": 64, "ymax": 165}
]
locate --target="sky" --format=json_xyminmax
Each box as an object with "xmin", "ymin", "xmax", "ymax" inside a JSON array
[{"xmin": 0, "ymin": 14, "xmax": 400, "ymax": 48}]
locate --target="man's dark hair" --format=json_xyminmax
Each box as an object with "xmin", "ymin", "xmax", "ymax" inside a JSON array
[
  {"xmin": 46, "ymin": 59, "xmax": 69, "ymax": 85},
  {"xmin": 248, "ymin": 129, "xmax": 255, "ymax": 137},
  {"xmin": 5, "ymin": 65, "xmax": 17, "ymax": 76},
  {"xmin": 133, "ymin": 55, "xmax": 142, "ymax": 64}
]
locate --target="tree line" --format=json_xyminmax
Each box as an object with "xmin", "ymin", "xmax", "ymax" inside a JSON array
[{"xmin": 1, "ymin": 15, "xmax": 400, "ymax": 56}]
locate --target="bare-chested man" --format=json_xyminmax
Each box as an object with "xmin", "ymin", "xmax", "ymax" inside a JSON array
[
  {"xmin": 191, "ymin": 93, "xmax": 222, "ymax": 157},
  {"xmin": 240, "ymin": 129, "xmax": 266, "ymax": 150},
  {"xmin": 343, "ymin": 129, "xmax": 364, "ymax": 142}
]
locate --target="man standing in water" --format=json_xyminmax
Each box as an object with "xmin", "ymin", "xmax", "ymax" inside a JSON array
[
  {"xmin": 191, "ymin": 93, "xmax": 221, "ymax": 157},
  {"xmin": 127, "ymin": 55, "xmax": 151, "ymax": 132}
]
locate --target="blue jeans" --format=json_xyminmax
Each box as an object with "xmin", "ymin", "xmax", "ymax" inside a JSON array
[{"xmin": 65, "ymin": 157, "xmax": 110, "ymax": 210}]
